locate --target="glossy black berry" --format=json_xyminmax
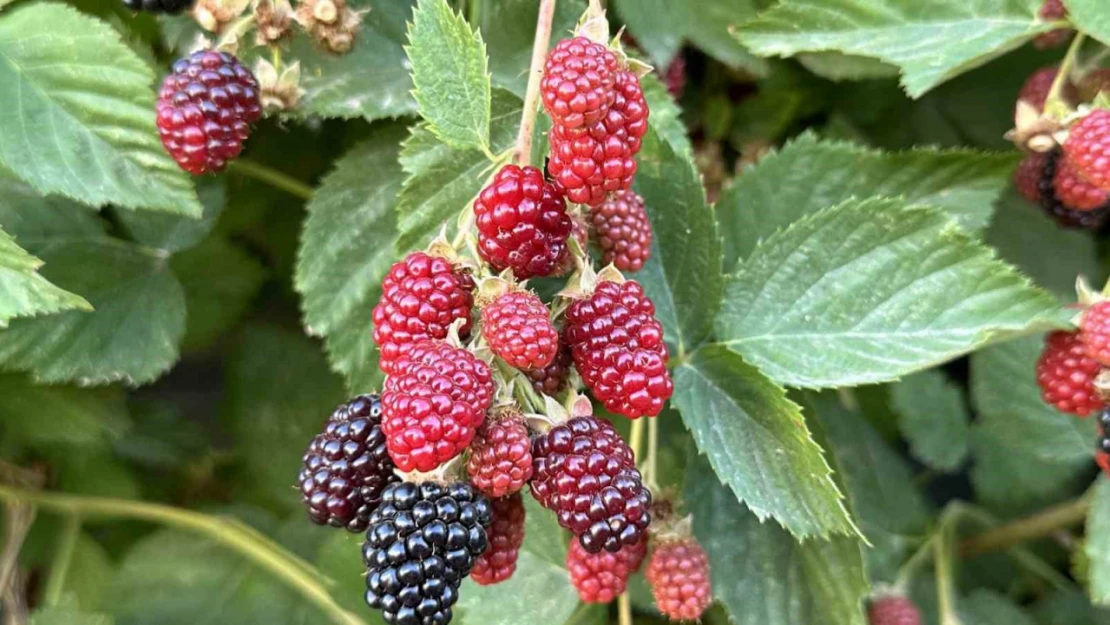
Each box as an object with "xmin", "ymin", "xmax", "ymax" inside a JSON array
[
  {"xmin": 364, "ymin": 482, "xmax": 492, "ymax": 625},
  {"xmin": 122, "ymin": 0, "xmax": 195, "ymax": 13},
  {"xmin": 298, "ymin": 394, "xmax": 398, "ymax": 533},
  {"xmin": 1039, "ymin": 150, "xmax": 1110, "ymax": 230}
]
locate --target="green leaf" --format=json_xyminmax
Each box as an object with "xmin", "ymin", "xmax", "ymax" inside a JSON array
[
  {"xmin": 223, "ymin": 325, "xmax": 347, "ymax": 510},
  {"xmin": 479, "ymin": 0, "xmax": 584, "ymax": 97},
  {"xmin": 1063, "ymin": 0, "xmax": 1110, "ymax": 47},
  {"xmin": 30, "ymin": 597, "xmax": 112, "ymax": 625},
  {"xmin": 0, "ymin": 374, "xmax": 129, "ymax": 450},
  {"xmin": 613, "ymin": 0, "xmax": 685, "ymax": 66},
  {"xmin": 116, "ymin": 180, "xmax": 225, "ymax": 254},
  {"xmin": 172, "ymin": 235, "xmax": 266, "ymax": 353},
  {"xmin": 797, "ymin": 52, "xmax": 899, "ymax": 81},
  {"xmin": 972, "ymin": 335, "xmax": 1094, "ymax": 463},
  {"xmin": 718, "ymin": 133, "xmax": 1019, "ymax": 269},
  {"xmin": 987, "ymin": 189, "xmax": 1101, "ymax": 300},
  {"xmin": 969, "ymin": 424, "xmax": 1089, "ymax": 512},
  {"xmin": 685, "ymin": 455, "xmax": 867, "ymax": 625},
  {"xmin": 113, "ymin": 400, "xmax": 206, "ymax": 470},
  {"xmin": 735, "ymin": 0, "xmax": 1051, "ymax": 97},
  {"xmin": 0, "ymin": 224, "xmax": 90, "ymax": 327},
  {"xmin": 406, "ymin": 0, "xmax": 492, "ymax": 151},
  {"xmin": 683, "ymin": 0, "xmax": 768, "ymax": 73},
  {"xmin": 0, "ymin": 4, "xmax": 200, "ymax": 215},
  {"xmin": 395, "ymin": 90, "xmax": 521, "ymax": 251},
  {"xmin": 1088, "ymin": 477, "xmax": 1110, "ymax": 606},
  {"xmin": 716, "ymin": 198, "xmax": 1062, "ymax": 388},
  {"xmin": 640, "ymin": 73, "xmax": 693, "ymax": 158},
  {"xmin": 961, "ymin": 589, "xmax": 1038, "ymax": 625},
  {"xmin": 634, "ymin": 129, "xmax": 722, "ymax": 353},
  {"xmin": 673, "ymin": 345, "xmax": 856, "ymax": 538},
  {"xmin": 890, "ymin": 370, "xmax": 971, "ymax": 471},
  {"xmin": 454, "ymin": 497, "xmax": 578, "ymax": 625},
  {"xmin": 163, "ymin": 1, "xmax": 417, "ymax": 122},
  {"xmin": 295, "ymin": 124, "xmax": 409, "ymax": 393}
]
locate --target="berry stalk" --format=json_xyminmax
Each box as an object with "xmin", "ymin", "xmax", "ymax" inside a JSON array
[
  {"xmin": 42, "ymin": 515, "xmax": 81, "ymax": 607},
  {"xmin": 960, "ymin": 494, "xmax": 1091, "ymax": 556},
  {"xmin": 1045, "ymin": 32, "xmax": 1087, "ymax": 116},
  {"xmin": 514, "ymin": 0, "xmax": 558, "ymax": 166},
  {"xmin": 226, "ymin": 159, "xmax": 314, "ymax": 200}
]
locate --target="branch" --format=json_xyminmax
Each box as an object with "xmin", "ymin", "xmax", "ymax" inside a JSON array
[
  {"xmin": 514, "ymin": 0, "xmax": 557, "ymax": 166},
  {"xmin": 226, "ymin": 159, "xmax": 314, "ymax": 201},
  {"xmin": 960, "ymin": 495, "xmax": 1090, "ymax": 557}
]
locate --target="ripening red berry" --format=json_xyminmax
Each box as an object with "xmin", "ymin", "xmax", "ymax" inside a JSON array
[
  {"xmin": 590, "ymin": 190, "xmax": 653, "ymax": 272},
  {"xmin": 1054, "ymin": 157, "xmax": 1110, "ymax": 210},
  {"xmin": 466, "ymin": 415, "xmax": 533, "ymax": 499},
  {"xmin": 1034, "ymin": 0, "xmax": 1073, "ymax": 50},
  {"xmin": 482, "ymin": 289, "xmax": 559, "ymax": 371},
  {"xmin": 1064, "ymin": 110, "xmax": 1110, "ymax": 191},
  {"xmin": 1081, "ymin": 300, "xmax": 1110, "ymax": 366},
  {"xmin": 541, "ymin": 37, "xmax": 619, "ymax": 131},
  {"xmin": 1035, "ymin": 330, "xmax": 1104, "ymax": 417},
  {"xmin": 470, "ymin": 493, "xmax": 525, "ymax": 586},
  {"xmin": 867, "ymin": 594, "xmax": 922, "ymax": 625},
  {"xmin": 526, "ymin": 338, "xmax": 573, "ymax": 397},
  {"xmin": 645, "ymin": 538, "xmax": 713, "ymax": 622},
  {"xmin": 566, "ymin": 536, "xmax": 647, "ymax": 604},
  {"xmin": 1014, "ymin": 153, "xmax": 1045, "ymax": 203}
]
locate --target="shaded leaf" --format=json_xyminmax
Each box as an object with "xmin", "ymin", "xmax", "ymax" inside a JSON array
[
  {"xmin": 1088, "ymin": 477, "xmax": 1110, "ymax": 606},
  {"xmin": 0, "ymin": 375, "xmax": 129, "ymax": 450},
  {"xmin": 30, "ymin": 597, "xmax": 112, "ymax": 625},
  {"xmin": 0, "ymin": 224, "xmax": 90, "ymax": 328},
  {"xmin": 961, "ymin": 589, "xmax": 1038, "ymax": 625},
  {"xmin": 891, "ymin": 370, "xmax": 971, "ymax": 471},
  {"xmin": 970, "ymin": 424, "xmax": 1090, "ymax": 513},
  {"xmin": 480, "ymin": 0, "xmax": 584, "ymax": 97}
]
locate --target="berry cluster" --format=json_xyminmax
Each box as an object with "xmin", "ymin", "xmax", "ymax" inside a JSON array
[{"xmin": 867, "ymin": 594, "xmax": 922, "ymax": 625}]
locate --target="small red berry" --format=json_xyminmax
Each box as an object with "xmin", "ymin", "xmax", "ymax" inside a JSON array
[
  {"xmin": 1054, "ymin": 157, "xmax": 1109, "ymax": 210},
  {"xmin": 1014, "ymin": 153, "xmax": 1045, "ymax": 203},
  {"xmin": 473, "ymin": 165, "xmax": 573, "ymax": 279},
  {"xmin": 565, "ymin": 280, "xmax": 673, "ymax": 419},
  {"xmin": 1081, "ymin": 301, "xmax": 1110, "ymax": 366},
  {"xmin": 481, "ymin": 289, "xmax": 559, "ymax": 371},
  {"xmin": 525, "ymin": 338, "xmax": 573, "ymax": 397},
  {"xmin": 867, "ymin": 594, "xmax": 922, "ymax": 625},
  {"xmin": 541, "ymin": 37, "xmax": 619, "ymax": 131},
  {"xmin": 590, "ymin": 190, "xmax": 653, "ymax": 272},
  {"xmin": 371, "ymin": 252, "xmax": 475, "ymax": 376},
  {"xmin": 156, "ymin": 50, "xmax": 262, "ymax": 175},
  {"xmin": 664, "ymin": 54, "xmax": 686, "ymax": 99},
  {"xmin": 531, "ymin": 416, "xmax": 652, "ymax": 553},
  {"xmin": 1035, "ymin": 330, "xmax": 1104, "ymax": 417},
  {"xmin": 1040, "ymin": 150, "xmax": 1110, "ymax": 229},
  {"xmin": 645, "ymin": 538, "xmax": 713, "ymax": 622},
  {"xmin": 1065, "ymin": 110, "xmax": 1110, "ymax": 191},
  {"xmin": 566, "ymin": 536, "xmax": 647, "ymax": 604},
  {"xmin": 1034, "ymin": 0, "xmax": 1072, "ymax": 50},
  {"xmin": 466, "ymin": 414, "xmax": 533, "ymax": 499},
  {"xmin": 381, "ymin": 340, "xmax": 494, "ymax": 472},
  {"xmin": 470, "ymin": 493, "xmax": 526, "ymax": 586}
]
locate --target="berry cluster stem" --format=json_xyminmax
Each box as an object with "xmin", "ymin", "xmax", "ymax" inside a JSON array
[
  {"xmin": 513, "ymin": 0, "xmax": 558, "ymax": 166},
  {"xmin": 960, "ymin": 494, "xmax": 1091, "ymax": 556},
  {"xmin": 0, "ymin": 486, "xmax": 368, "ymax": 625},
  {"xmin": 226, "ymin": 159, "xmax": 314, "ymax": 200},
  {"xmin": 1046, "ymin": 32, "xmax": 1087, "ymax": 115}
]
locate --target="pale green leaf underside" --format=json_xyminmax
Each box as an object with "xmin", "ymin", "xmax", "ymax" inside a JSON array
[
  {"xmin": 0, "ymin": 4, "xmax": 200, "ymax": 215},
  {"xmin": 407, "ymin": 0, "xmax": 492, "ymax": 151},
  {"xmin": 1064, "ymin": 0, "xmax": 1110, "ymax": 47},
  {"xmin": 972, "ymin": 335, "xmax": 1094, "ymax": 463},
  {"xmin": 685, "ymin": 455, "xmax": 867, "ymax": 625},
  {"xmin": 0, "ymin": 225, "xmax": 90, "ymax": 327},
  {"xmin": 891, "ymin": 369, "xmax": 971, "ymax": 471},
  {"xmin": 718, "ymin": 133, "xmax": 1018, "ymax": 269},
  {"xmin": 674, "ymin": 345, "xmax": 856, "ymax": 538},
  {"xmin": 295, "ymin": 124, "xmax": 409, "ymax": 393},
  {"xmin": 735, "ymin": 0, "xmax": 1050, "ymax": 97},
  {"xmin": 1086, "ymin": 477, "xmax": 1110, "ymax": 605},
  {"xmin": 717, "ymin": 198, "xmax": 1062, "ymax": 389}
]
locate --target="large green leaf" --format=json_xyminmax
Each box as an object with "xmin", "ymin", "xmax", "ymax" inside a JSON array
[
  {"xmin": 718, "ymin": 133, "xmax": 1018, "ymax": 269},
  {"xmin": 0, "ymin": 4, "xmax": 200, "ymax": 215},
  {"xmin": 716, "ymin": 198, "xmax": 1063, "ymax": 388},
  {"xmin": 115, "ymin": 180, "xmax": 225, "ymax": 254},
  {"xmin": 612, "ymin": 0, "xmax": 685, "ymax": 66},
  {"xmin": 969, "ymin": 424, "xmax": 1090, "ymax": 512},
  {"xmin": 890, "ymin": 370, "xmax": 971, "ymax": 472},
  {"xmin": 30, "ymin": 597, "xmax": 112, "ymax": 625},
  {"xmin": 685, "ymin": 455, "xmax": 867, "ymax": 625},
  {"xmin": 0, "ymin": 374, "xmax": 129, "ymax": 450},
  {"xmin": 972, "ymin": 335, "xmax": 1094, "ymax": 463},
  {"xmin": 634, "ymin": 129, "xmax": 722, "ymax": 353},
  {"xmin": 172, "ymin": 235, "xmax": 266, "ymax": 353},
  {"xmin": 407, "ymin": 0, "xmax": 492, "ymax": 151},
  {"xmin": 0, "ymin": 225, "xmax": 90, "ymax": 327},
  {"xmin": 1064, "ymin": 0, "xmax": 1110, "ymax": 47},
  {"xmin": 735, "ymin": 0, "xmax": 1051, "ymax": 97},
  {"xmin": 295, "ymin": 124, "xmax": 408, "ymax": 393},
  {"xmin": 961, "ymin": 590, "xmax": 1038, "ymax": 625},
  {"xmin": 683, "ymin": 0, "xmax": 768, "ymax": 73},
  {"xmin": 222, "ymin": 325, "xmax": 347, "ymax": 510},
  {"xmin": 1088, "ymin": 478, "xmax": 1110, "ymax": 605},
  {"xmin": 673, "ymin": 345, "xmax": 855, "ymax": 538},
  {"xmin": 479, "ymin": 0, "xmax": 584, "ymax": 97},
  {"xmin": 640, "ymin": 74, "xmax": 693, "ymax": 158}
]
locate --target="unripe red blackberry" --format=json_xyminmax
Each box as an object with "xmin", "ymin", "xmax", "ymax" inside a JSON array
[
  {"xmin": 1065, "ymin": 110, "xmax": 1110, "ymax": 191},
  {"xmin": 1035, "ymin": 330, "xmax": 1104, "ymax": 417},
  {"xmin": 566, "ymin": 536, "xmax": 647, "ymax": 604},
  {"xmin": 156, "ymin": 50, "xmax": 262, "ymax": 175},
  {"xmin": 564, "ymin": 279, "xmax": 673, "ymax": 419},
  {"xmin": 530, "ymin": 415, "xmax": 652, "ymax": 553},
  {"xmin": 363, "ymin": 481, "xmax": 492, "ymax": 625},
  {"xmin": 525, "ymin": 339, "xmax": 573, "ymax": 397},
  {"xmin": 372, "ymin": 252, "xmax": 475, "ymax": 376},
  {"xmin": 541, "ymin": 37, "xmax": 619, "ymax": 131},
  {"xmin": 1034, "ymin": 0, "xmax": 1072, "ymax": 50},
  {"xmin": 122, "ymin": 0, "xmax": 193, "ymax": 12},
  {"xmin": 665, "ymin": 54, "xmax": 687, "ymax": 99},
  {"xmin": 473, "ymin": 165, "xmax": 573, "ymax": 279},
  {"xmin": 1014, "ymin": 153, "xmax": 1045, "ymax": 203},
  {"xmin": 466, "ymin": 414, "xmax": 533, "ymax": 499},
  {"xmin": 1039, "ymin": 150, "xmax": 1110, "ymax": 230},
  {"xmin": 481, "ymin": 289, "xmax": 559, "ymax": 371},
  {"xmin": 1055, "ymin": 157, "xmax": 1109, "ymax": 210},
  {"xmin": 1081, "ymin": 300, "xmax": 1110, "ymax": 366},
  {"xmin": 381, "ymin": 341, "xmax": 494, "ymax": 472},
  {"xmin": 470, "ymin": 494, "xmax": 525, "ymax": 586},
  {"xmin": 298, "ymin": 394, "xmax": 399, "ymax": 532},
  {"xmin": 645, "ymin": 538, "xmax": 712, "ymax": 622},
  {"xmin": 867, "ymin": 594, "xmax": 922, "ymax": 625},
  {"xmin": 590, "ymin": 190, "xmax": 653, "ymax": 272}
]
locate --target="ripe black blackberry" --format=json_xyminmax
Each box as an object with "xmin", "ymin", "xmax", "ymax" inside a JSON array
[
  {"xmin": 363, "ymin": 481, "xmax": 492, "ymax": 625},
  {"xmin": 1039, "ymin": 150, "xmax": 1110, "ymax": 230},
  {"xmin": 298, "ymin": 394, "xmax": 398, "ymax": 532},
  {"xmin": 122, "ymin": 0, "xmax": 195, "ymax": 13},
  {"xmin": 1097, "ymin": 408, "xmax": 1110, "ymax": 476}
]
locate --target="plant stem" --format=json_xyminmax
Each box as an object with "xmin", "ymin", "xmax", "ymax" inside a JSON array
[
  {"xmin": 629, "ymin": 418, "xmax": 645, "ymax": 465},
  {"xmin": 514, "ymin": 0, "xmax": 557, "ymax": 166},
  {"xmin": 0, "ymin": 503, "xmax": 35, "ymax": 596},
  {"xmin": 935, "ymin": 521, "xmax": 962, "ymax": 625},
  {"xmin": 0, "ymin": 486, "xmax": 366, "ymax": 625},
  {"xmin": 226, "ymin": 159, "xmax": 314, "ymax": 201},
  {"xmin": 645, "ymin": 416, "xmax": 659, "ymax": 489},
  {"xmin": 1046, "ymin": 33, "xmax": 1086, "ymax": 113},
  {"xmin": 960, "ymin": 495, "xmax": 1090, "ymax": 557},
  {"xmin": 43, "ymin": 515, "xmax": 81, "ymax": 607},
  {"xmin": 618, "ymin": 592, "xmax": 632, "ymax": 625},
  {"xmin": 893, "ymin": 534, "xmax": 935, "ymax": 592}
]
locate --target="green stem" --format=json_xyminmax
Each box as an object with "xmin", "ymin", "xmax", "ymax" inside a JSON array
[
  {"xmin": 467, "ymin": 0, "xmax": 482, "ymax": 24},
  {"xmin": 629, "ymin": 418, "xmax": 645, "ymax": 466},
  {"xmin": 960, "ymin": 495, "xmax": 1090, "ymax": 557},
  {"xmin": 645, "ymin": 417, "xmax": 659, "ymax": 490},
  {"xmin": 893, "ymin": 534, "xmax": 935, "ymax": 592},
  {"xmin": 617, "ymin": 592, "xmax": 632, "ymax": 625},
  {"xmin": 514, "ymin": 0, "xmax": 558, "ymax": 166},
  {"xmin": 935, "ymin": 521, "xmax": 962, "ymax": 625},
  {"xmin": 1046, "ymin": 33, "xmax": 1087, "ymax": 116},
  {"xmin": 43, "ymin": 515, "xmax": 81, "ymax": 607},
  {"xmin": 0, "ymin": 486, "xmax": 366, "ymax": 625},
  {"xmin": 226, "ymin": 159, "xmax": 314, "ymax": 201}
]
